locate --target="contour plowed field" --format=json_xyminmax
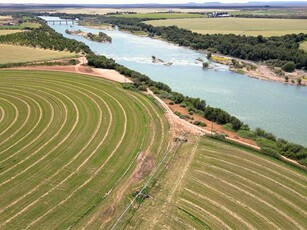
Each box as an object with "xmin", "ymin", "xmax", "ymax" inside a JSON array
[
  {"xmin": 129, "ymin": 137, "xmax": 307, "ymax": 230},
  {"xmin": 0, "ymin": 70, "xmax": 169, "ymax": 229}
]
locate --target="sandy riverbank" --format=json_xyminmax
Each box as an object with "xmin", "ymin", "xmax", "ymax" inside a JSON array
[{"xmin": 210, "ymin": 54, "xmax": 307, "ymax": 86}]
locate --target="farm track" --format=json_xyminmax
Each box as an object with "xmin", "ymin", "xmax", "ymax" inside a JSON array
[{"xmin": 0, "ymin": 70, "xmax": 169, "ymax": 229}]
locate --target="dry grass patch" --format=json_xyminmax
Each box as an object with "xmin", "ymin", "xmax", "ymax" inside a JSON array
[
  {"xmin": 146, "ymin": 18, "xmax": 307, "ymax": 36},
  {"xmin": 0, "ymin": 30, "xmax": 25, "ymax": 35}
]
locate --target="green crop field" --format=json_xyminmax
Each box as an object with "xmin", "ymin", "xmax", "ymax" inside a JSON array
[
  {"xmin": 114, "ymin": 13, "xmax": 203, "ymax": 19},
  {"xmin": 146, "ymin": 18, "xmax": 307, "ymax": 36},
  {"xmin": 0, "ymin": 70, "xmax": 170, "ymax": 229},
  {"xmin": 127, "ymin": 137, "xmax": 307, "ymax": 229},
  {"xmin": 0, "ymin": 44, "xmax": 76, "ymax": 64}
]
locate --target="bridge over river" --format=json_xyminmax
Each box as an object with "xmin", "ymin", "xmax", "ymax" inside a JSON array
[{"xmin": 46, "ymin": 19, "xmax": 77, "ymax": 25}]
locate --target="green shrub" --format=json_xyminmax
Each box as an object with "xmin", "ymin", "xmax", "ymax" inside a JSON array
[
  {"xmin": 180, "ymin": 102, "xmax": 187, "ymax": 108},
  {"xmin": 261, "ymin": 147, "xmax": 281, "ymax": 159},
  {"xmin": 282, "ymin": 61, "xmax": 295, "ymax": 72},
  {"xmin": 237, "ymin": 130, "xmax": 256, "ymax": 139},
  {"xmin": 194, "ymin": 121, "xmax": 207, "ymax": 127}
]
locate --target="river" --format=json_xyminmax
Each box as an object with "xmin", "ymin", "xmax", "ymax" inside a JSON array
[{"xmin": 41, "ymin": 16, "xmax": 307, "ymax": 146}]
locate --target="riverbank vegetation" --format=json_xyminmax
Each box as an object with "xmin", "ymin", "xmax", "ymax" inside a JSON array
[
  {"xmin": 65, "ymin": 29, "xmax": 112, "ymax": 43},
  {"xmin": 300, "ymin": 41, "xmax": 307, "ymax": 51}
]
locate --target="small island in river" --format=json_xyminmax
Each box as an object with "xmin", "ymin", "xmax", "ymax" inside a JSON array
[{"xmin": 65, "ymin": 29, "xmax": 112, "ymax": 43}]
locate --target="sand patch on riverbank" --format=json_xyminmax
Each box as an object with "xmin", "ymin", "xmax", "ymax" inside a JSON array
[{"xmin": 211, "ymin": 54, "xmax": 306, "ymax": 85}]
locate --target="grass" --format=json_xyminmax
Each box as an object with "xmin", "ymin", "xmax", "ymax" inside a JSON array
[
  {"xmin": 300, "ymin": 41, "xmax": 307, "ymax": 51},
  {"xmin": 0, "ymin": 70, "xmax": 170, "ymax": 229},
  {"xmin": 126, "ymin": 136, "xmax": 307, "ymax": 229},
  {"xmin": 146, "ymin": 17, "xmax": 307, "ymax": 36},
  {"xmin": 0, "ymin": 44, "xmax": 76, "ymax": 64},
  {"xmin": 231, "ymin": 8, "xmax": 307, "ymax": 17},
  {"xmin": 210, "ymin": 55, "xmax": 230, "ymax": 64},
  {"xmin": 0, "ymin": 30, "xmax": 25, "ymax": 35},
  {"xmin": 114, "ymin": 13, "xmax": 203, "ymax": 19},
  {"xmin": 19, "ymin": 22, "xmax": 41, "ymax": 29},
  {"xmin": 0, "ymin": 23, "xmax": 40, "ymax": 30}
]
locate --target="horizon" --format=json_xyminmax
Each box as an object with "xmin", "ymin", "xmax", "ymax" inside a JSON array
[{"xmin": 2, "ymin": 0, "xmax": 307, "ymax": 5}]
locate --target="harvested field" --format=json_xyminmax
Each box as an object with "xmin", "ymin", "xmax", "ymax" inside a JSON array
[
  {"xmin": 0, "ymin": 70, "xmax": 170, "ymax": 229},
  {"xmin": 0, "ymin": 44, "xmax": 76, "ymax": 64},
  {"xmin": 146, "ymin": 18, "xmax": 307, "ymax": 36},
  {"xmin": 0, "ymin": 30, "xmax": 25, "ymax": 35},
  {"xmin": 127, "ymin": 136, "xmax": 307, "ymax": 229}
]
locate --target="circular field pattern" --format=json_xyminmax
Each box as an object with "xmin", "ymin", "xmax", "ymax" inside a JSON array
[{"xmin": 0, "ymin": 70, "xmax": 169, "ymax": 229}]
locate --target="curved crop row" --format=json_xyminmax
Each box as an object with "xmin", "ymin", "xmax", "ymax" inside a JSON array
[{"xmin": 0, "ymin": 70, "xmax": 169, "ymax": 229}]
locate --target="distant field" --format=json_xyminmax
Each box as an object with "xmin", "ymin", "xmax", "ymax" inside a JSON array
[
  {"xmin": 0, "ymin": 44, "xmax": 76, "ymax": 64},
  {"xmin": 127, "ymin": 136, "xmax": 307, "ymax": 229},
  {"xmin": 19, "ymin": 22, "xmax": 41, "ymax": 29},
  {"xmin": 146, "ymin": 18, "xmax": 307, "ymax": 36},
  {"xmin": 55, "ymin": 8, "xmax": 238, "ymax": 15},
  {"xmin": 0, "ymin": 23, "xmax": 41, "ymax": 30},
  {"xmin": 114, "ymin": 13, "xmax": 203, "ymax": 19},
  {"xmin": 0, "ymin": 70, "xmax": 169, "ymax": 229},
  {"xmin": 300, "ymin": 41, "xmax": 307, "ymax": 51},
  {"xmin": 231, "ymin": 8, "xmax": 307, "ymax": 17},
  {"xmin": 0, "ymin": 30, "xmax": 24, "ymax": 35}
]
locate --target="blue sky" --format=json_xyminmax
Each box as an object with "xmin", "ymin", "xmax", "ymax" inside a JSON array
[{"xmin": 2, "ymin": 0, "xmax": 307, "ymax": 4}]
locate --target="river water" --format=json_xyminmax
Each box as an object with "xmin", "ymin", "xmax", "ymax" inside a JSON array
[{"xmin": 41, "ymin": 16, "xmax": 307, "ymax": 146}]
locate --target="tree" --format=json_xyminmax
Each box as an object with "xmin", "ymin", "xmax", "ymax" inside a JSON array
[
  {"xmin": 282, "ymin": 62, "xmax": 296, "ymax": 72},
  {"xmin": 207, "ymin": 52, "xmax": 212, "ymax": 59}
]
